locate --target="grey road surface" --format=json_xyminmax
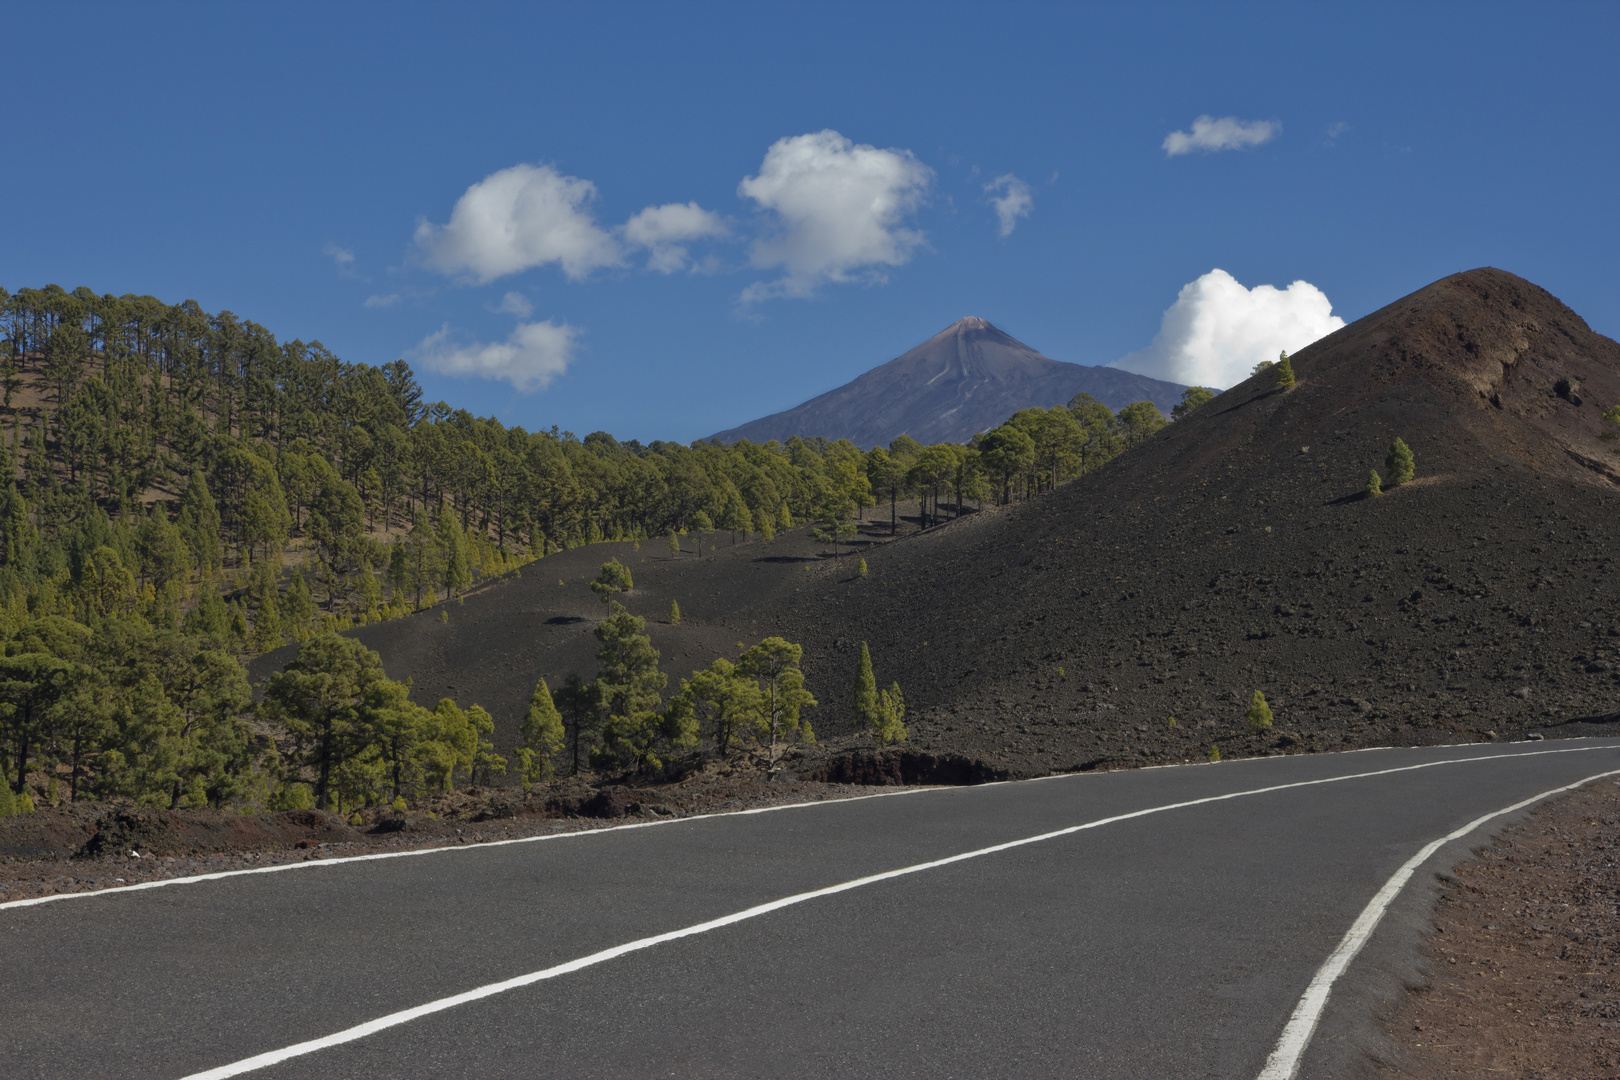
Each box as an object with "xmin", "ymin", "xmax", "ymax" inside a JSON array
[{"xmin": 5, "ymin": 739, "xmax": 1617, "ymax": 1080}]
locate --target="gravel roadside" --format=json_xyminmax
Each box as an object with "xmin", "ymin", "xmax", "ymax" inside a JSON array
[{"xmin": 1379, "ymin": 778, "xmax": 1620, "ymax": 1077}]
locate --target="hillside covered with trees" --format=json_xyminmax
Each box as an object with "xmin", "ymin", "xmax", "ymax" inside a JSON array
[{"xmin": 0, "ymin": 283, "xmax": 1190, "ymax": 816}]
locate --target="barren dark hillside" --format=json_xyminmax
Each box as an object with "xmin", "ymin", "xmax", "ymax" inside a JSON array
[
  {"xmin": 769, "ymin": 268, "xmax": 1620, "ymax": 770},
  {"xmin": 253, "ymin": 268, "xmax": 1620, "ymax": 782}
]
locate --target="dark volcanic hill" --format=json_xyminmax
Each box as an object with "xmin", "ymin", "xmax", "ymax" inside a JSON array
[
  {"xmin": 709, "ymin": 316, "xmax": 1186, "ymax": 447},
  {"xmin": 760, "ymin": 267, "xmax": 1620, "ymax": 769},
  {"xmin": 254, "ymin": 268, "xmax": 1620, "ymax": 783}
]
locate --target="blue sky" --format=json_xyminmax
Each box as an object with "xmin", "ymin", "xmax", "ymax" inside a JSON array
[{"xmin": 3, "ymin": 1, "xmax": 1616, "ymax": 441}]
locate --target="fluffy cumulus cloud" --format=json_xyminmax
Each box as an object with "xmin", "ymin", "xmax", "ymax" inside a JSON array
[
  {"xmin": 1163, "ymin": 116, "xmax": 1278, "ymax": 157},
  {"xmin": 738, "ymin": 129, "xmax": 933, "ymax": 301},
  {"xmin": 983, "ymin": 174, "xmax": 1033, "ymax": 238},
  {"xmin": 414, "ymin": 319, "xmax": 580, "ymax": 392},
  {"xmin": 414, "ymin": 163, "xmax": 623, "ymax": 283},
  {"xmin": 621, "ymin": 201, "xmax": 729, "ymax": 273},
  {"xmin": 1112, "ymin": 269, "xmax": 1345, "ymax": 389}
]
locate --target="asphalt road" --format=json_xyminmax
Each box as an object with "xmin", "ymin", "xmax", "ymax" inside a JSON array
[{"xmin": 6, "ymin": 739, "xmax": 1618, "ymax": 1080}]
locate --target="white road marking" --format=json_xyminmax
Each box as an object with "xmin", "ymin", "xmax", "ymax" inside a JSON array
[
  {"xmin": 1255, "ymin": 767, "xmax": 1620, "ymax": 1080},
  {"xmin": 0, "ymin": 741, "xmax": 1605, "ymax": 915},
  {"xmin": 0, "ymin": 784, "xmax": 936, "ymax": 912},
  {"xmin": 177, "ymin": 743, "xmax": 1616, "ymax": 1079}
]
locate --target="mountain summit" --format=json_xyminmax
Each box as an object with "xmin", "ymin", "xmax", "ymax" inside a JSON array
[{"xmin": 710, "ymin": 317, "xmax": 1185, "ymax": 447}]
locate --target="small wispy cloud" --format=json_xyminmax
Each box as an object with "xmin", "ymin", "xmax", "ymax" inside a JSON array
[
  {"xmin": 1324, "ymin": 121, "xmax": 1350, "ymax": 146},
  {"xmin": 494, "ymin": 291, "xmax": 533, "ymax": 317},
  {"xmin": 323, "ymin": 243, "xmax": 355, "ymax": 267},
  {"xmin": 1163, "ymin": 116, "xmax": 1278, "ymax": 157},
  {"xmin": 983, "ymin": 174, "xmax": 1033, "ymax": 238},
  {"xmin": 363, "ymin": 293, "xmax": 400, "ymax": 309},
  {"xmin": 621, "ymin": 202, "xmax": 729, "ymax": 273}
]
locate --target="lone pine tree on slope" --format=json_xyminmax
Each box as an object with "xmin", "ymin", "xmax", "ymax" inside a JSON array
[
  {"xmin": 1386, "ymin": 437, "xmax": 1415, "ymax": 486},
  {"xmin": 1275, "ymin": 350, "xmax": 1296, "ymax": 390},
  {"xmin": 853, "ymin": 642, "xmax": 906, "ymax": 745},
  {"xmin": 1247, "ymin": 690, "xmax": 1274, "ymax": 733}
]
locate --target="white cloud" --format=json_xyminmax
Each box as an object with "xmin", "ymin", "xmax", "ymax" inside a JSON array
[
  {"xmin": 983, "ymin": 174, "xmax": 1033, "ymax": 238},
  {"xmin": 1163, "ymin": 116, "xmax": 1278, "ymax": 157},
  {"xmin": 622, "ymin": 202, "xmax": 729, "ymax": 273},
  {"xmin": 1324, "ymin": 121, "xmax": 1350, "ymax": 146},
  {"xmin": 363, "ymin": 293, "xmax": 400, "ymax": 309},
  {"xmin": 414, "ymin": 163, "xmax": 623, "ymax": 283},
  {"xmin": 414, "ymin": 319, "xmax": 580, "ymax": 391},
  {"xmin": 738, "ymin": 129, "xmax": 933, "ymax": 301},
  {"xmin": 494, "ymin": 291, "xmax": 533, "ymax": 317},
  {"xmin": 323, "ymin": 243, "xmax": 356, "ymax": 267},
  {"xmin": 1111, "ymin": 269, "xmax": 1345, "ymax": 389}
]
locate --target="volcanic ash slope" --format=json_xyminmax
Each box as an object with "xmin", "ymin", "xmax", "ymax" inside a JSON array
[{"xmin": 769, "ymin": 268, "xmax": 1620, "ymax": 772}]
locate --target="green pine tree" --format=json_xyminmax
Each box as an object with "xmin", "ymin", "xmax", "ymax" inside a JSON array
[
  {"xmin": 590, "ymin": 558, "xmax": 633, "ymax": 606},
  {"xmin": 248, "ymin": 559, "xmax": 282, "ymax": 654},
  {"xmin": 874, "ymin": 682, "xmax": 907, "ymax": 745},
  {"xmin": 853, "ymin": 642, "xmax": 879, "ymax": 733},
  {"xmin": 1246, "ymin": 690, "xmax": 1273, "ymax": 733},
  {"xmin": 1366, "ymin": 469, "xmax": 1383, "ymax": 497},
  {"xmin": 1275, "ymin": 350, "xmax": 1296, "ymax": 389},
  {"xmin": 669, "ymin": 599, "xmax": 681, "ymax": 625},
  {"xmin": 178, "ymin": 470, "xmax": 223, "ymax": 580},
  {"xmin": 666, "ymin": 529, "xmax": 681, "ymax": 558},
  {"xmin": 516, "ymin": 678, "xmax": 565, "ymax": 787},
  {"xmin": 1386, "ymin": 437, "xmax": 1415, "ymax": 486},
  {"xmin": 437, "ymin": 506, "xmax": 471, "ymax": 599},
  {"xmin": 357, "ymin": 561, "xmax": 382, "ymax": 620},
  {"xmin": 857, "ymin": 557, "xmax": 868, "ymax": 576},
  {"xmin": 282, "ymin": 571, "xmax": 317, "ymax": 635}
]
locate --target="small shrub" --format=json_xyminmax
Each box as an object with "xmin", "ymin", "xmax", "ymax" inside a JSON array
[
  {"xmin": 16, "ymin": 789, "xmax": 34, "ymax": 813},
  {"xmin": 1386, "ymin": 437, "xmax": 1415, "ymax": 485},
  {"xmin": 669, "ymin": 600, "xmax": 682, "ymax": 625},
  {"xmin": 1208, "ymin": 744, "xmax": 1221, "ymax": 762},
  {"xmin": 440, "ymin": 609, "xmax": 449, "ymax": 623},
  {"xmin": 1056, "ymin": 666, "xmax": 1065, "ymax": 678},
  {"xmin": 857, "ymin": 558, "xmax": 868, "ymax": 576},
  {"xmin": 348, "ymin": 811, "xmax": 364, "ymax": 827},
  {"xmin": 1246, "ymin": 690, "xmax": 1274, "ymax": 732},
  {"xmin": 1275, "ymin": 350, "xmax": 1296, "ymax": 389},
  {"xmin": 1167, "ymin": 715, "xmax": 1177, "ymax": 728},
  {"xmin": 273, "ymin": 783, "xmax": 315, "ymax": 811},
  {"xmin": 1366, "ymin": 469, "xmax": 1383, "ymax": 497},
  {"xmin": 391, "ymin": 795, "xmax": 408, "ymax": 814}
]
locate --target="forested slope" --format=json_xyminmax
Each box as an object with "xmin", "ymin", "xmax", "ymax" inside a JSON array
[{"xmin": 0, "ymin": 283, "xmax": 1181, "ymax": 814}]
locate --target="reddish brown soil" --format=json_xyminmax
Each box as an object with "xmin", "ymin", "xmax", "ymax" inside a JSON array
[{"xmin": 1379, "ymin": 779, "xmax": 1620, "ymax": 1078}]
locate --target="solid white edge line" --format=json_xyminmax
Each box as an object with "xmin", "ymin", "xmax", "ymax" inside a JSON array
[
  {"xmin": 3, "ymin": 740, "xmax": 1609, "ymax": 915},
  {"xmin": 177, "ymin": 744, "xmax": 1619, "ymax": 1080},
  {"xmin": 1254, "ymin": 766, "xmax": 1620, "ymax": 1080},
  {"xmin": 0, "ymin": 783, "xmax": 937, "ymax": 912}
]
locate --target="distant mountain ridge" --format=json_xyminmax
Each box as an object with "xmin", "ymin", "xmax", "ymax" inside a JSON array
[{"xmin": 709, "ymin": 317, "xmax": 1186, "ymax": 448}]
